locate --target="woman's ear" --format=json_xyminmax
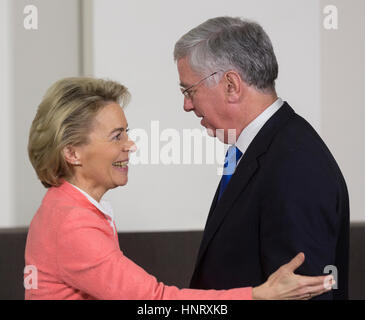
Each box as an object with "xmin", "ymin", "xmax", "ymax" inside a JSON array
[
  {"xmin": 63, "ymin": 146, "xmax": 81, "ymax": 166},
  {"xmin": 224, "ymin": 71, "xmax": 242, "ymax": 103}
]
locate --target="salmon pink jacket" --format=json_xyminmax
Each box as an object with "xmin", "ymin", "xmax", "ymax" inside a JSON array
[{"xmin": 24, "ymin": 181, "xmax": 252, "ymax": 300}]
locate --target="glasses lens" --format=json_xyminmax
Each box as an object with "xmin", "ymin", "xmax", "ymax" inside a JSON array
[{"xmin": 181, "ymin": 88, "xmax": 190, "ymax": 98}]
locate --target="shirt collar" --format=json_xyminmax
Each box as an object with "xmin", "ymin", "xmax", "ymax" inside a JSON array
[
  {"xmin": 69, "ymin": 184, "xmax": 114, "ymax": 222},
  {"xmin": 235, "ymin": 97, "xmax": 284, "ymax": 156}
]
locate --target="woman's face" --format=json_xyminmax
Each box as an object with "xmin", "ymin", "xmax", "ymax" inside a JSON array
[{"xmin": 69, "ymin": 102, "xmax": 135, "ymax": 201}]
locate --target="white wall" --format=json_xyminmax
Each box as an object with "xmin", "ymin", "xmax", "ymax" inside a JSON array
[
  {"xmin": 1, "ymin": 0, "xmax": 363, "ymax": 229},
  {"xmin": 0, "ymin": 0, "xmax": 14, "ymax": 227},
  {"xmin": 321, "ymin": 0, "xmax": 365, "ymax": 222},
  {"xmin": 0, "ymin": 0, "xmax": 81, "ymax": 228}
]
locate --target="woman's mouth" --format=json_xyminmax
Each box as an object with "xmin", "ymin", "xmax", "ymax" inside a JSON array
[{"xmin": 112, "ymin": 160, "xmax": 129, "ymax": 172}]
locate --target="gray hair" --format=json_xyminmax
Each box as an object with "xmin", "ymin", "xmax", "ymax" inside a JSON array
[{"xmin": 174, "ymin": 16, "xmax": 278, "ymax": 92}]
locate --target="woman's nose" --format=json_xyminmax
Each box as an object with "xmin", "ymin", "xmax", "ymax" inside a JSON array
[{"xmin": 123, "ymin": 139, "xmax": 137, "ymax": 153}]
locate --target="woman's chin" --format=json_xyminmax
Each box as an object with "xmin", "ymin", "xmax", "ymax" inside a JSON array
[
  {"xmin": 117, "ymin": 177, "xmax": 128, "ymax": 187},
  {"xmin": 107, "ymin": 176, "xmax": 128, "ymax": 190},
  {"xmin": 111, "ymin": 166, "xmax": 129, "ymax": 186},
  {"xmin": 107, "ymin": 180, "xmax": 128, "ymax": 192}
]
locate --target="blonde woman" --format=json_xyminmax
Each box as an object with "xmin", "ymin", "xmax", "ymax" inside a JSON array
[{"xmin": 25, "ymin": 77, "xmax": 333, "ymax": 300}]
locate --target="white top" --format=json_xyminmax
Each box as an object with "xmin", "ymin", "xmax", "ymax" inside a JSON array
[
  {"xmin": 236, "ymin": 97, "xmax": 284, "ymax": 164},
  {"xmin": 70, "ymin": 184, "xmax": 116, "ymax": 235}
]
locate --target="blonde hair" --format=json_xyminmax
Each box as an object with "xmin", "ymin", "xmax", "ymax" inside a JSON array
[{"xmin": 28, "ymin": 77, "xmax": 130, "ymax": 188}]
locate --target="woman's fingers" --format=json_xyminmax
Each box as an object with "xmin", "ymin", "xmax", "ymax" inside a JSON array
[
  {"xmin": 296, "ymin": 274, "xmax": 335, "ymax": 288},
  {"xmin": 291, "ymin": 283, "xmax": 334, "ymax": 300},
  {"xmin": 309, "ymin": 282, "xmax": 334, "ymax": 296},
  {"xmin": 284, "ymin": 252, "xmax": 305, "ymax": 272},
  {"xmin": 285, "ymin": 253, "xmax": 335, "ymax": 290},
  {"xmin": 259, "ymin": 252, "xmax": 335, "ymax": 300},
  {"xmin": 290, "ymin": 275, "xmax": 335, "ymax": 300}
]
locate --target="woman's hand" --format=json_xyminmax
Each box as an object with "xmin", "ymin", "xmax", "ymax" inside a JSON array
[{"xmin": 252, "ymin": 253, "xmax": 335, "ymax": 300}]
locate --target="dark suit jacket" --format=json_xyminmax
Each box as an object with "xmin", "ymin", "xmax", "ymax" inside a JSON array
[{"xmin": 190, "ymin": 102, "xmax": 349, "ymax": 300}]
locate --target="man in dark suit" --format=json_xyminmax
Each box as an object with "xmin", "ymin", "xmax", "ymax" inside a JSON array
[{"xmin": 174, "ymin": 17, "xmax": 349, "ymax": 299}]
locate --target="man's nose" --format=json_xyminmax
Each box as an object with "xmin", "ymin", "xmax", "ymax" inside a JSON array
[{"xmin": 183, "ymin": 97, "xmax": 194, "ymax": 112}]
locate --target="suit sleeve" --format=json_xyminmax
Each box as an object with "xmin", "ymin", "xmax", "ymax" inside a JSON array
[
  {"xmin": 56, "ymin": 208, "xmax": 252, "ymax": 300},
  {"xmin": 259, "ymin": 149, "xmax": 341, "ymax": 299}
]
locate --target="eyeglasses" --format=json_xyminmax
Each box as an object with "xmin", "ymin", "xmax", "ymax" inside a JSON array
[{"xmin": 180, "ymin": 71, "xmax": 219, "ymax": 99}]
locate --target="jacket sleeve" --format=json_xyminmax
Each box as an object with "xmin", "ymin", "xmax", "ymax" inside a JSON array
[
  {"xmin": 259, "ymin": 149, "xmax": 342, "ymax": 299},
  {"xmin": 56, "ymin": 208, "xmax": 252, "ymax": 300}
]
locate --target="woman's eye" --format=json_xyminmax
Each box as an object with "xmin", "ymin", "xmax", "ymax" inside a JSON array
[
  {"xmin": 113, "ymin": 133, "xmax": 122, "ymax": 140},
  {"xmin": 112, "ymin": 128, "xmax": 129, "ymax": 141}
]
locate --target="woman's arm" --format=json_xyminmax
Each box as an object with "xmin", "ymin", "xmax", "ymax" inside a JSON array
[{"xmin": 56, "ymin": 208, "xmax": 332, "ymax": 300}]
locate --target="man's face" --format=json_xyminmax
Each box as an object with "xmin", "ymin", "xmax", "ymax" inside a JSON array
[{"xmin": 177, "ymin": 57, "xmax": 236, "ymax": 142}]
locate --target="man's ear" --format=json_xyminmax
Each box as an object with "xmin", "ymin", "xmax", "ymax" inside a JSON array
[
  {"xmin": 224, "ymin": 71, "xmax": 243, "ymax": 103},
  {"xmin": 63, "ymin": 145, "xmax": 81, "ymax": 166}
]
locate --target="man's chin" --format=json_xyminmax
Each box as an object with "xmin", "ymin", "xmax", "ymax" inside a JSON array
[
  {"xmin": 206, "ymin": 128, "xmax": 237, "ymax": 144},
  {"xmin": 206, "ymin": 128, "xmax": 215, "ymax": 137},
  {"xmin": 215, "ymin": 129, "xmax": 226, "ymax": 143},
  {"xmin": 206, "ymin": 128, "xmax": 225, "ymax": 143}
]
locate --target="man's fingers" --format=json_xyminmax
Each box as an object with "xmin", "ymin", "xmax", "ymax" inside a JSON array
[{"xmin": 285, "ymin": 252, "xmax": 305, "ymax": 272}]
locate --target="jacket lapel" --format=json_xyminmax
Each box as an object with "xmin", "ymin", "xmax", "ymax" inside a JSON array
[{"xmin": 193, "ymin": 102, "xmax": 296, "ymax": 270}]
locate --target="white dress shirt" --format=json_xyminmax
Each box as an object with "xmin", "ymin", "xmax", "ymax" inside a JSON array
[
  {"xmin": 235, "ymin": 97, "xmax": 284, "ymax": 164},
  {"xmin": 70, "ymin": 184, "xmax": 116, "ymax": 235}
]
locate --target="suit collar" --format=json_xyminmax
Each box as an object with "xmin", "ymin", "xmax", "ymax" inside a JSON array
[
  {"xmin": 235, "ymin": 97, "xmax": 284, "ymax": 157},
  {"xmin": 194, "ymin": 102, "xmax": 296, "ymax": 269}
]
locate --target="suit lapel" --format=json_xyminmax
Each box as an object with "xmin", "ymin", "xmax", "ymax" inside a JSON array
[
  {"xmin": 193, "ymin": 102, "xmax": 296, "ymax": 271},
  {"xmin": 194, "ymin": 150, "xmax": 260, "ymax": 268}
]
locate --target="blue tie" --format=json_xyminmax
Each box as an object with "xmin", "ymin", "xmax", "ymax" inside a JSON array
[{"xmin": 218, "ymin": 145, "xmax": 243, "ymax": 201}]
